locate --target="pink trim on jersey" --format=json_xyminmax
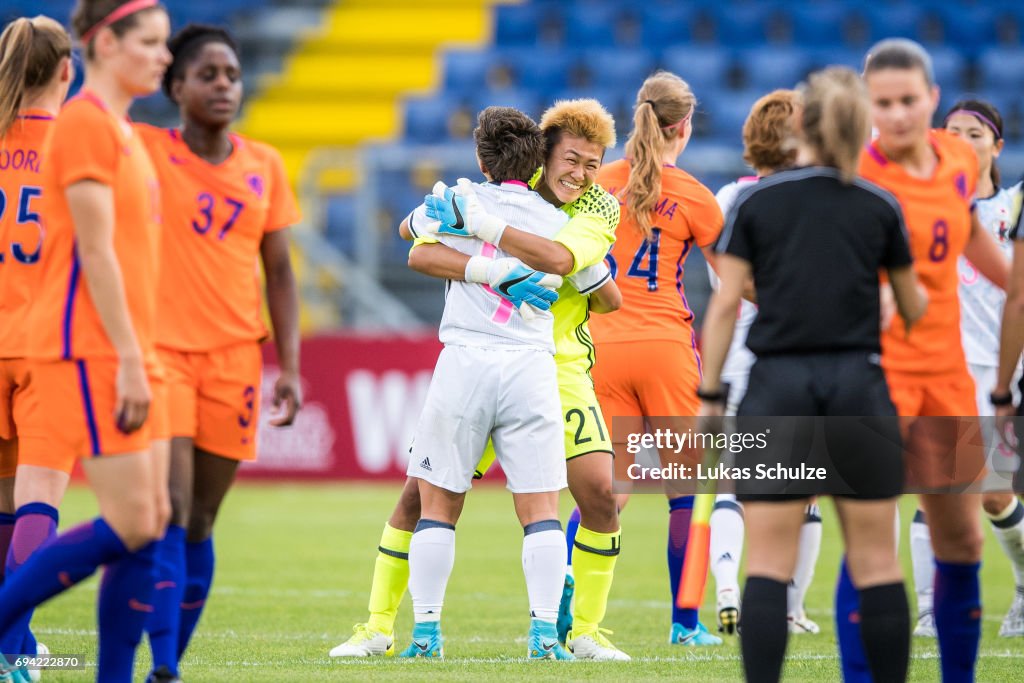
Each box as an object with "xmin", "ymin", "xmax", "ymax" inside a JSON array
[
  {"xmin": 480, "ymin": 243, "xmax": 515, "ymax": 324},
  {"xmin": 739, "ymin": 175, "xmax": 759, "ymax": 182},
  {"xmin": 502, "ymin": 180, "xmax": 528, "ymax": 188},
  {"xmin": 865, "ymin": 144, "xmax": 888, "ymax": 166},
  {"xmin": 675, "ymin": 239, "xmax": 703, "ymax": 378}
]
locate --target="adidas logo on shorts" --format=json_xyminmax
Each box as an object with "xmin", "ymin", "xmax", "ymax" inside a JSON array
[{"xmin": 419, "ymin": 457, "xmax": 432, "ymax": 472}]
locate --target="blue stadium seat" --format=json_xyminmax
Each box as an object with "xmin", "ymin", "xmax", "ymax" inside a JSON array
[
  {"xmin": 325, "ymin": 194, "xmax": 358, "ymax": 258},
  {"xmin": 404, "ymin": 96, "xmax": 457, "ymax": 144},
  {"xmin": 468, "ymin": 89, "xmax": 542, "ymax": 122},
  {"xmin": 788, "ymin": 3, "xmax": 851, "ymax": 47},
  {"xmin": 640, "ymin": 5, "xmax": 695, "ymax": 47},
  {"xmin": 442, "ymin": 49, "xmax": 495, "ymax": 95},
  {"xmin": 858, "ymin": 4, "xmax": 926, "ymax": 44},
  {"xmin": 494, "ymin": 4, "xmax": 543, "ymax": 46},
  {"xmin": 738, "ymin": 47, "xmax": 810, "ymax": 91},
  {"xmin": 494, "ymin": 48, "xmax": 573, "ymax": 98},
  {"xmin": 562, "ymin": 2, "xmax": 622, "ymax": 48},
  {"xmin": 705, "ymin": 89, "xmax": 763, "ymax": 142},
  {"xmin": 713, "ymin": 3, "xmax": 775, "ymax": 45},
  {"xmin": 978, "ymin": 47, "xmax": 1024, "ymax": 92},
  {"xmin": 580, "ymin": 49, "xmax": 657, "ymax": 91},
  {"xmin": 935, "ymin": 5, "xmax": 997, "ymax": 51},
  {"xmin": 928, "ymin": 46, "xmax": 966, "ymax": 90},
  {"xmin": 807, "ymin": 47, "xmax": 863, "ymax": 73},
  {"xmin": 660, "ymin": 46, "xmax": 731, "ymax": 98}
]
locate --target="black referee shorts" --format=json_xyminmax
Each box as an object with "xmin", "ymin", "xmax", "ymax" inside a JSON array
[{"xmin": 735, "ymin": 351, "xmax": 903, "ymax": 502}]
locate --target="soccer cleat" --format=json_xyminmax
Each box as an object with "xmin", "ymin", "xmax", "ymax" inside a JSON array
[
  {"xmin": 556, "ymin": 573, "xmax": 574, "ymax": 644},
  {"xmin": 0, "ymin": 655, "xmax": 30, "ymax": 683},
  {"xmin": 670, "ymin": 621, "xmax": 723, "ymax": 646},
  {"xmin": 913, "ymin": 610, "xmax": 937, "ymax": 638},
  {"xmin": 999, "ymin": 590, "xmax": 1024, "ymax": 637},
  {"xmin": 397, "ymin": 621, "xmax": 443, "ymax": 658},
  {"xmin": 787, "ymin": 611, "xmax": 820, "ymax": 635},
  {"xmin": 26, "ymin": 642, "xmax": 47, "ymax": 683},
  {"xmin": 717, "ymin": 587, "xmax": 740, "ymax": 634},
  {"xmin": 144, "ymin": 665, "xmax": 182, "ymax": 683},
  {"xmin": 527, "ymin": 618, "xmax": 575, "ymax": 660},
  {"xmin": 567, "ymin": 628, "xmax": 630, "ymax": 661},
  {"xmin": 329, "ymin": 623, "xmax": 394, "ymax": 657}
]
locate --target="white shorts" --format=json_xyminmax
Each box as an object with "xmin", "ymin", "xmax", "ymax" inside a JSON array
[
  {"xmin": 407, "ymin": 345, "xmax": 566, "ymax": 494},
  {"xmin": 969, "ymin": 363, "xmax": 1022, "ymax": 492}
]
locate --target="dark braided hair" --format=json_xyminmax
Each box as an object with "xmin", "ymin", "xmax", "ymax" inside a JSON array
[{"xmin": 161, "ymin": 23, "xmax": 238, "ymax": 102}]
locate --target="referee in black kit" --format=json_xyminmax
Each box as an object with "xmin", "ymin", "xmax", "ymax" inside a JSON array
[{"xmin": 697, "ymin": 67, "xmax": 928, "ymax": 683}]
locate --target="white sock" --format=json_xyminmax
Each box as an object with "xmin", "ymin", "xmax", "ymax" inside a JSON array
[
  {"xmin": 710, "ymin": 494, "xmax": 744, "ymax": 595},
  {"xmin": 988, "ymin": 498, "xmax": 1024, "ymax": 587},
  {"xmin": 910, "ymin": 510, "xmax": 935, "ymax": 616},
  {"xmin": 788, "ymin": 503, "xmax": 822, "ymax": 616},
  {"xmin": 409, "ymin": 523, "xmax": 456, "ymax": 622},
  {"xmin": 522, "ymin": 521, "xmax": 566, "ymax": 623}
]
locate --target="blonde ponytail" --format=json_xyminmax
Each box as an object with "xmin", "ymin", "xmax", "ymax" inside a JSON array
[
  {"xmin": 801, "ymin": 67, "xmax": 869, "ymax": 183},
  {"xmin": 0, "ymin": 16, "xmax": 71, "ymax": 138}
]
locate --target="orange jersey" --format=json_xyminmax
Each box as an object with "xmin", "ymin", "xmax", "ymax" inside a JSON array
[
  {"xmin": 859, "ymin": 130, "xmax": 979, "ymax": 376},
  {"xmin": 137, "ymin": 125, "xmax": 300, "ymax": 351},
  {"xmin": 590, "ymin": 160, "xmax": 723, "ymax": 344},
  {"xmin": 0, "ymin": 111, "xmax": 54, "ymax": 357},
  {"xmin": 29, "ymin": 93, "xmax": 162, "ymax": 362}
]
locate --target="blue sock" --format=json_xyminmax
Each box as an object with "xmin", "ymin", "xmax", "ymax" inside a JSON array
[
  {"xmin": 177, "ymin": 537, "xmax": 214, "ymax": 659},
  {"xmin": 668, "ymin": 496, "xmax": 697, "ymax": 629},
  {"xmin": 146, "ymin": 525, "xmax": 186, "ymax": 676},
  {"xmin": 0, "ymin": 517, "xmax": 124, "ymax": 633},
  {"xmin": 2, "ymin": 503, "xmax": 59, "ymax": 658},
  {"xmin": 934, "ymin": 560, "xmax": 981, "ymax": 683},
  {"xmin": 565, "ymin": 507, "xmax": 581, "ymax": 566},
  {"xmin": 835, "ymin": 558, "xmax": 871, "ymax": 683},
  {"xmin": 98, "ymin": 541, "xmax": 158, "ymax": 683}
]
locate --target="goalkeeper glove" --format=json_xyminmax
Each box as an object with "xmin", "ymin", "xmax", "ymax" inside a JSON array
[
  {"xmin": 466, "ymin": 256, "xmax": 562, "ymax": 320},
  {"xmin": 425, "ymin": 178, "xmax": 508, "ymax": 244}
]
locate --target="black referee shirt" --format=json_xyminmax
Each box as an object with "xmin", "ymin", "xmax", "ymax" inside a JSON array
[{"xmin": 716, "ymin": 166, "xmax": 913, "ymax": 356}]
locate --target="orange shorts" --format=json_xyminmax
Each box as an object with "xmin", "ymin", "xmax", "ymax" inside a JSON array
[
  {"xmin": 0, "ymin": 359, "xmax": 32, "ymax": 479},
  {"xmin": 18, "ymin": 358, "xmax": 168, "ymax": 474},
  {"xmin": 593, "ymin": 339, "xmax": 702, "ymax": 439},
  {"xmin": 887, "ymin": 370, "xmax": 985, "ymax": 491},
  {"xmin": 159, "ymin": 342, "xmax": 262, "ymax": 461}
]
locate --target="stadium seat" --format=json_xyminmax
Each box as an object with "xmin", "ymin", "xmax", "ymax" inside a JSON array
[
  {"xmin": 493, "ymin": 4, "xmax": 543, "ymax": 46},
  {"xmin": 579, "ymin": 48, "xmax": 658, "ymax": 91},
  {"xmin": 640, "ymin": 5, "xmax": 696, "ymax": 47},
  {"xmin": 738, "ymin": 47, "xmax": 811, "ymax": 91},
  {"xmin": 928, "ymin": 46, "xmax": 967, "ymax": 91},
  {"xmin": 404, "ymin": 95, "xmax": 457, "ymax": 144},
  {"xmin": 325, "ymin": 193, "xmax": 358, "ymax": 258},
  {"xmin": 935, "ymin": 4, "xmax": 997, "ymax": 51},
  {"xmin": 494, "ymin": 48, "xmax": 573, "ymax": 98},
  {"xmin": 561, "ymin": 2, "xmax": 622, "ymax": 48},
  {"xmin": 442, "ymin": 49, "xmax": 495, "ymax": 96},
  {"xmin": 858, "ymin": 4, "xmax": 926, "ymax": 44},
  {"xmin": 713, "ymin": 3, "xmax": 775, "ymax": 45},
  {"xmin": 467, "ymin": 89, "xmax": 542, "ymax": 122},
  {"xmin": 978, "ymin": 47, "xmax": 1024, "ymax": 92},
  {"xmin": 705, "ymin": 89, "xmax": 763, "ymax": 142},
  {"xmin": 788, "ymin": 3, "xmax": 852, "ymax": 47},
  {"xmin": 660, "ymin": 46, "xmax": 732, "ymax": 98}
]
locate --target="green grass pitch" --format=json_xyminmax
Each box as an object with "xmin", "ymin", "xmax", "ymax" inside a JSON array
[{"xmin": 31, "ymin": 483, "xmax": 1024, "ymax": 681}]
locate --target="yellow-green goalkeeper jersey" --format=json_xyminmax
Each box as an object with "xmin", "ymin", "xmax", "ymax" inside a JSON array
[{"xmin": 531, "ymin": 171, "xmax": 620, "ymax": 382}]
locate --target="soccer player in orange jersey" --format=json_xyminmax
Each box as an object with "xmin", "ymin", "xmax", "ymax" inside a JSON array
[
  {"xmin": 0, "ymin": 2, "xmax": 173, "ymax": 682},
  {"xmin": 834, "ymin": 38, "xmax": 1011, "ymax": 683},
  {"xmin": 589, "ymin": 71, "xmax": 724, "ymax": 646},
  {"xmin": 135, "ymin": 24, "xmax": 301, "ymax": 681},
  {"xmin": 0, "ymin": 14, "xmax": 73, "ymax": 664}
]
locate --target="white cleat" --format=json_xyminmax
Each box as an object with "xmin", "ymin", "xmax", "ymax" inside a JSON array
[
  {"xmin": 999, "ymin": 591, "xmax": 1024, "ymax": 637},
  {"xmin": 717, "ymin": 588, "xmax": 740, "ymax": 634},
  {"xmin": 913, "ymin": 610, "xmax": 937, "ymax": 638},
  {"xmin": 567, "ymin": 629, "xmax": 630, "ymax": 661},
  {"xmin": 25, "ymin": 642, "xmax": 47, "ymax": 683},
  {"xmin": 787, "ymin": 611, "xmax": 820, "ymax": 634},
  {"xmin": 329, "ymin": 623, "xmax": 394, "ymax": 657}
]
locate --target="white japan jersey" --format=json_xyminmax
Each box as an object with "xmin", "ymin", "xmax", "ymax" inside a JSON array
[
  {"xmin": 708, "ymin": 177, "xmax": 759, "ymax": 380},
  {"xmin": 958, "ymin": 181, "xmax": 1023, "ymax": 366},
  {"xmin": 412, "ymin": 181, "xmax": 568, "ymax": 353}
]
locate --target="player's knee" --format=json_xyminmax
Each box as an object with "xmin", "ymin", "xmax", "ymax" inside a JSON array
[
  {"xmin": 982, "ymin": 492, "xmax": 1013, "ymax": 517},
  {"xmin": 933, "ymin": 526, "xmax": 983, "ymax": 563},
  {"xmin": 187, "ymin": 502, "xmax": 218, "ymax": 543},
  {"xmin": 167, "ymin": 484, "xmax": 191, "ymax": 528}
]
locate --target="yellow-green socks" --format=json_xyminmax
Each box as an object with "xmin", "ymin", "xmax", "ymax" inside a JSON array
[
  {"xmin": 571, "ymin": 526, "xmax": 621, "ymax": 636},
  {"xmin": 366, "ymin": 523, "xmax": 413, "ymax": 636}
]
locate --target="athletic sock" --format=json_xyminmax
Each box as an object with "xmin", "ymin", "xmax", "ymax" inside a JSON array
[
  {"xmin": 565, "ymin": 507, "xmax": 581, "ymax": 568},
  {"xmin": 710, "ymin": 495, "xmax": 743, "ymax": 596},
  {"xmin": 934, "ymin": 560, "xmax": 981, "ymax": 683},
  {"xmin": 146, "ymin": 525, "xmax": 186, "ymax": 676},
  {"xmin": 366, "ymin": 523, "xmax": 413, "ymax": 636},
  {"xmin": 177, "ymin": 537, "xmax": 214, "ymax": 659},
  {"xmin": 835, "ymin": 559, "xmax": 871, "ymax": 683},
  {"xmin": 858, "ymin": 582, "xmax": 910, "ymax": 683},
  {"xmin": 98, "ymin": 541, "xmax": 157, "ymax": 683},
  {"xmin": 789, "ymin": 503, "xmax": 822, "ymax": 616},
  {"xmin": 570, "ymin": 525, "xmax": 620, "ymax": 635},
  {"xmin": 0, "ymin": 512, "xmax": 15, "ymax": 582},
  {"xmin": 741, "ymin": 576, "xmax": 789, "ymax": 683},
  {"xmin": 910, "ymin": 509, "xmax": 935, "ymax": 619},
  {"xmin": 3, "ymin": 503, "xmax": 58, "ymax": 657},
  {"xmin": 522, "ymin": 520, "xmax": 565, "ymax": 623},
  {"xmin": 408, "ymin": 520, "xmax": 455, "ymax": 623},
  {"xmin": 668, "ymin": 496, "xmax": 697, "ymax": 629},
  {"xmin": 988, "ymin": 498, "xmax": 1024, "ymax": 587}
]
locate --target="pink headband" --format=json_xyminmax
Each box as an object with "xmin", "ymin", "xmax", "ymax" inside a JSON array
[
  {"xmin": 80, "ymin": 0, "xmax": 159, "ymax": 46},
  {"xmin": 662, "ymin": 110, "xmax": 692, "ymax": 132},
  {"xmin": 945, "ymin": 109, "xmax": 1002, "ymax": 140}
]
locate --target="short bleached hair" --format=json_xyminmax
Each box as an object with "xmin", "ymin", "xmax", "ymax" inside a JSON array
[{"xmin": 539, "ymin": 98, "xmax": 617, "ymax": 149}]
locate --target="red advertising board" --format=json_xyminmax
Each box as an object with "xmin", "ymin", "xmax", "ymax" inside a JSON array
[{"xmin": 240, "ymin": 334, "xmax": 443, "ymax": 480}]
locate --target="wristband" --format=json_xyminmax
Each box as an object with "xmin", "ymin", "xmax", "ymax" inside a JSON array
[
  {"xmin": 476, "ymin": 214, "xmax": 508, "ymax": 246},
  {"xmin": 697, "ymin": 384, "xmax": 728, "ymax": 403},
  {"xmin": 990, "ymin": 390, "xmax": 1014, "ymax": 407},
  {"xmin": 465, "ymin": 256, "xmax": 492, "ymax": 283}
]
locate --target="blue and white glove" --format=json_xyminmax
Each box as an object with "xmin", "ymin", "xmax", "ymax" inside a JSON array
[
  {"xmin": 425, "ymin": 178, "xmax": 508, "ymax": 245},
  {"xmin": 466, "ymin": 256, "xmax": 562, "ymax": 320}
]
